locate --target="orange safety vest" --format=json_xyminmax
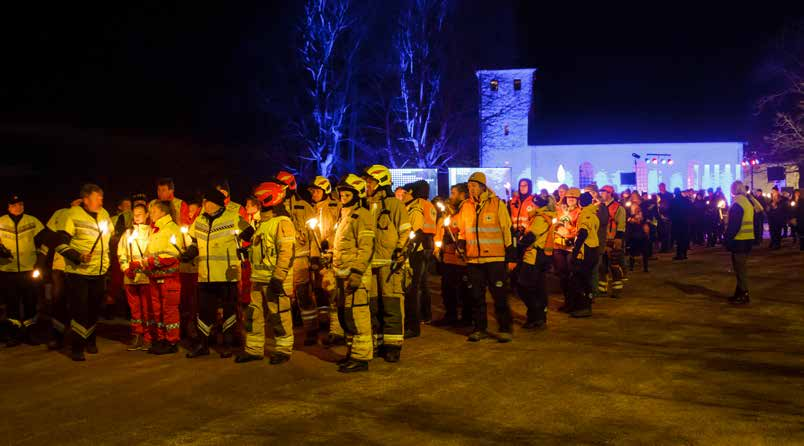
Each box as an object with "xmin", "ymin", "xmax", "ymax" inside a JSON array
[
  {"xmin": 510, "ymin": 194, "xmax": 536, "ymax": 231},
  {"xmin": 421, "ymin": 199, "xmax": 437, "ymax": 235},
  {"xmin": 460, "ymin": 196, "xmax": 506, "ymax": 258},
  {"xmin": 606, "ymin": 201, "xmax": 621, "ymax": 240},
  {"xmin": 440, "ymin": 214, "xmax": 465, "ymax": 265},
  {"xmin": 553, "ymin": 206, "xmax": 580, "ymax": 251}
]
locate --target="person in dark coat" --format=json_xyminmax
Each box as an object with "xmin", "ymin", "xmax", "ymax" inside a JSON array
[{"xmin": 670, "ymin": 188, "xmax": 692, "ymax": 260}]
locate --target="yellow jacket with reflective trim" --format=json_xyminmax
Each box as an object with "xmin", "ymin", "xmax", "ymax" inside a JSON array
[
  {"xmin": 190, "ymin": 209, "xmax": 250, "ymax": 283},
  {"xmin": 577, "ymin": 205, "xmax": 600, "ymax": 249},
  {"xmin": 117, "ymin": 223, "xmax": 151, "ymax": 285},
  {"xmin": 522, "ymin": 209, "xmax": 556, "ymax": 265},
  {"xmin": 46, "ymin": 208, "xmax": 71, "ymax": 271},
  {"xmin": 457, "ymin": 190, "xmax": 512, "ymax": 264},
  {"xmin": 333, "ymin": 205, "xmax": 375, "ymax": 278},
  {"xmin": 250, "ymin": 213, "xmax": 295, "ymax": 294},
  {"xmin": 57, "ymin": 206, "xmax": 113, "ymax": 276},
  {"xmin": 0, "ymin": 214, "xmax": 44, "ymax": 273},
  {"xmin": 145, "ymin": 215, "xmax": 185, "ymax": 277},
  {"xmin": 733, "ymin": 195, "xmax": 755, "ymax": 241},
  {"xmin": 368, "ymin": 191, "xmax": 411, "ymax": 266},
  {"xmin": 284, "ymin": 195, "xmax": 318, "ymax": 259}
]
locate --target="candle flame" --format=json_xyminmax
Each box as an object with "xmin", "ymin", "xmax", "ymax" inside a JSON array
[
  {"xmin": 435, "ymin": 240, "xmax": 442, "ymax": 248},
  {"xmin": 444, "ymin": 216, "xmax": 451, "ymax": 227},
  {"xmin": 625, "ymin": 201, "xmax": 632, "ymax": 207},
  {"xmin": 170, "ymin": 235, "xmax": 177, "ymax": 245},
  {"xmin": 717, "ymin": 200, "xmax": 726, "ymax": 209},
  {"xmin": 180, "ymin": 226, "xmax": 189, "ymax": 234},
  {"xmin": 436, "ymin": 201, "xmax": 445, "ymax": 212},
  {"xmin": 306, "ymin": 217, "xmax": 319, "ymax": 229},
  {"xmin": 409, "ymin": 231, "xmax": 416, "ymax": 240},
  {"xmin": 99, "ymin": 220, "xmax": 109, "ymax": 234},
  {"xmin": 32, "ymin": 269, "xmax": 41, "ymax": 279}
]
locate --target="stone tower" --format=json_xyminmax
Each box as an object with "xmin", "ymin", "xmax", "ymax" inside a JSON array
[{"xmin": 476, "ymin": 68, "xmax": 536, "ymax": 182}]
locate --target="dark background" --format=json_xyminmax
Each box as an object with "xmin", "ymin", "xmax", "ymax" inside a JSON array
[{"xmin": 0, "ymin": 2, "xmax": 793, "ymax": 218}]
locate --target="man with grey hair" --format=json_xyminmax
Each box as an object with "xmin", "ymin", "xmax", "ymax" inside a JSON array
[{"xmin": 724, "ymin": 180, "xmax": 755, "ymax": 305}]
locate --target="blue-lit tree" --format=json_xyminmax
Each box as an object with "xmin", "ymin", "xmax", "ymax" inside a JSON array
[{"xmin": 295, "ymin": 0, "xmax": 360, "ymax": 177}]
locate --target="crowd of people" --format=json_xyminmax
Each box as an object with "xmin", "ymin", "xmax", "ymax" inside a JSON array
[{"xmin": 1, "ymin": 165, "xmax": 802, "ymax": 372}]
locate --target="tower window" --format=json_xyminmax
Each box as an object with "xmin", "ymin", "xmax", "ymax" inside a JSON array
[
  {"xmin": 513, "ymin": 79, "xmax": 522, "ymax": 90},
  {"xmin": 490, "ymin": 79, "xmax": 498, "ymax": 91}
]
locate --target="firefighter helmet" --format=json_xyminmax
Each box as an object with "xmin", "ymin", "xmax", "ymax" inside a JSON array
[
  {"xmin": 276, "ymin": 171, "xmax": 297, "ymax": 191},
  {"xmin": 309, "ymin": 176, "xmax": 332, "ymax": 195},
  {"xmin": 364, "ymin": 164, "xmax": 392, "ymax": 187},
  {"xmin": 254, "ymin": 181, "xmax": 287, "ymax": 208},
  {"xmin": 338, "ymin": 174, "xmax": 367, "ymax": 199}
]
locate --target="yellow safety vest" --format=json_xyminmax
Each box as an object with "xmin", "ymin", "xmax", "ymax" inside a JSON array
[
  {"xmin": 577, "ymin": 205, "xmax": 600, "ymax": 249},
  {"xmin": 0, "ymin": 214, "xmax": 44, "ymax": 273},
  {"xmin": 46, "ymin": 208, "xmax": 70, "ymax": 271},
  {"xmin": 58, "ymin": 206, "xmax": 113, "ymax": 276},
  {"xmin": 733, "ymin": 195, "xmax": 755, "ymax": 241},
  {"xmin": 146, "ymin": 215, "xmax": 185, "ymax": 277},
  {"xmin": 250, "ymin": 215, "xmax": 295, "ymax": 294},
  {"xmin": 191, "ymin": 209, "xmax": 243, "ymax": 283},
  {"xmin": 117, "ymin": 223, "xmax": 151, "ymax": 285}
]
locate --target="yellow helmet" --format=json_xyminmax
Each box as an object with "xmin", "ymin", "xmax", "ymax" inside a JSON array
[
  {"xmin": 309, "ymin": 176, "xmax": 332, "ymax": 195},
  {"xmin": 338, "ymin": 174, "xmax": 367, "ymax": 199},
  {"xmin": 364, "ymin": 164, "xmax": 392, "ymax": 187}
]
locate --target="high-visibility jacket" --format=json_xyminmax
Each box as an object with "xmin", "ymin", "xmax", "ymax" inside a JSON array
[
  {"xmin": 145, "ymin": 214, "xmax": 185, "ymax": 278},
  {"xmin": 149, "ymin": 197, "xmax": 191, "ymax": 226},
  {"xmin": 522, "ymin": 209, "xmax": 556, "ymax": 265},
  {"xmin": 733, "ymin": 195, "xmax": 755, "ymax": 241},
  {"xmin": 0, "ymin": 214, "xmax": 44, "ymax": 273},
  {"xmin": 249, "ymin": 212, "xmax": 295, "ymax": 295},
  {"xmin": 577, "ymin": 205, "xmax": 600, "ymax": 249},
  {"xmin": 368, "ymin": 192, "xmax": 411, "ymax": 267},
  {"xmin": 190, "ymin": 209, "xmax": 250, "ymax": 283},
  {"xmin": 604, "ymin": 200, "xmax": 626, "ymax": 240},
  {"xmin": 314, "ymin": 198, "xmax": 340, "ymax": 248},
  {"xmin": 46, "ymin": 208, "xmax": 71, "ymax": 271},
  {"xmin": 332, "ymin": 205, "xmax": 375, "ymax": 278},
  {"xmin": 509, "ymin": 194, "xmax": 537, "ymax": 232},
  {"xmin": 457, "ymin": 190, "xmax": 512, "ymax": 264},
  {"xmin": 554, "ymin": 206, "xmax": 580, "ymax": 251},
  {"xmin": 435, "ymin": 206, "xmax": 465, "ymax": 266},
  {"xmin": 407, "ymin": 198, "xmax": 437, "ymax": 235},
  {"xmin": 117, "ymin": 223, "xmax": 151, "ymax": 285},
  {"xmin": 179, "ymin": 211, "xmax": 200, "ymax": 274},
  {"xmin": 284, "ymin": 195, "xmax": 319, "ymax": 259},
  {"xmin": 57, "ymin": 206, "xmax": 114, "ymax": 276}
]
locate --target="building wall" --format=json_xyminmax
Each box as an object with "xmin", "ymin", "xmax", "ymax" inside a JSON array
[{"xmin": 477, "ymin": 68, "xmax": 536, "ymax": 183}]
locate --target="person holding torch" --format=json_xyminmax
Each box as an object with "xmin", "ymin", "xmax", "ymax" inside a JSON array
[
  {"xmin": 116, "ymin": 203, "xmax": 152, "ymax": 351},
  {"xmin": 433, "ymin": 183, "xmax": 472, "ymax": 327},
  {"xmin": 0, "ymin": 194, "xmax": 46, "ymax": 347},
  {"xmin": 50, "ymin": 184, "xmax": 113, "ymax": 361}
]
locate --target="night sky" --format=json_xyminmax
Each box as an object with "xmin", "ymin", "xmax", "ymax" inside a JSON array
[{"xmin": 0, "ymin": 2, "xmax": 793, "ymax": 216}]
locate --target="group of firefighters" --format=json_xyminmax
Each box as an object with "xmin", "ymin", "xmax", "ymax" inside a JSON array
[{"xmin": 1, "ymin": 165, "xmax": 772, "ymax": 372}]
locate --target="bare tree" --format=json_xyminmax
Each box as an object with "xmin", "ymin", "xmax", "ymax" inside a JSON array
[
  {"xmin": 756, "ymin": 21, "xmax": 804, "ymax": 164},
  {"xmin": 295, "ymin": 0, "xmax": 360, "ymax": 177},
  {"xmin": 394, "ymin": 0, "xmax": 453, "ymax": 168}
]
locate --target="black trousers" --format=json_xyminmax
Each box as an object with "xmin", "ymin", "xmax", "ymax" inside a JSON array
[
  {"xmin": 516, "ymin": 250, "xmax": 550, "ymax": 323},
  {"xmin": 769, "ymin": 219, "xmax": 783, "ymax": 249},
  {"xmin": 658, "ymin": 219, "xmax": 672, "ymax": 252},
  {"xmin": 553, "ymin": 250, "xmax": 572, "ymax": 300},
  {"xmin": 753, "ymin": 214, "xmax": 765, "ymax": 245},
  {"xmin": 568, "ymin": 246, "xmax": 599, "ymax": 312},
  {"xmin": 405, "ymin": 249, "xmax": 433, "ymax": 332},
  {"xmin": 65, "ymin": 273, "xmax": 105, "ymax": 341},
  {"xmin": 628, "ymin": 236, "xmax": 649, "ymax": 271},
  {"xmin": 197, "ymin": 282, "xmax": 238, "ymax": 340},
  {"xmin": 440, "ymin": 263, "xmax": 471, "ymax": 321},
  {"xmin": 673, "ymin": 222, "xmax": 690, "ymax": 258},
  {"xmin": 466, "ymin": 262, "xmax": 512, "ymax": 333},
  {"xmin": 50, "ymin": 270, "xmax": 68, "ymax": 334},
  {"xmin": 0, "ymin": 271, "xmax": 40, "ymax": 339}
]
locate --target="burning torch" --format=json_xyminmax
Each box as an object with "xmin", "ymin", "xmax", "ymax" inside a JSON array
[{"xmin": 88, "ymin": 220, "xmax": 109, "ymax": 256}]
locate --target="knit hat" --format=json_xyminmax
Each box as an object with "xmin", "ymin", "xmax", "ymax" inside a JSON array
[
  {"xmin": 468, "ymin": 172, "xmax": 487, "ymax": 186},
  {"xmin": 579, "ymin": 192, "xmax": 594, "ymax": 207},
  {"xmin": 203, "ymin": 187, "xmax": 227, "ymax": 207}
]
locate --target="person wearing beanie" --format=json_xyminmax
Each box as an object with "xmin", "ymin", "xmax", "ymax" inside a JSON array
[
  {"xmin": 598, "ymin": 185, "xmax": 626, "ymax": 298},
  {"xmin": 400, "ymin": 180, "xmax": 437, "ymax": 334},
  {"xmin": 456, "ymin": 172, "xmax": 516, "ymax": 343},
  {"xmin": 181, "ymin": 185, "xmax": 254, "ymax": 359},
  {"xmin": 566, "ymin": 192, "xmax": 600, "ymax": 318},
  {"xmin": 363, "ymin": 164, "xmax": 411, "ymax": 363},
  {"xmin": 0, "ymin": 194, "xmax": 47, "ymax": 347}
]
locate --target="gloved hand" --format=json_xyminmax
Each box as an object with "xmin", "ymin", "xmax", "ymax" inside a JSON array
[
  {"xmin": 346, "ymin": 271, "xmax": 363, "ymax": 293},
  {"xmin": 505, "ymin": 245, "xmax": 518, "ymax": 263},
  {"xmin": 391, "ymin": 248, "xmax": 403, "ymax": 263},
  {"xmin": 236, "ymin": 247, "xmax": 249, "ymax": 262},
  {"xmin": 320, "ymin": 240, "xmax": 329, "ymax": 253},
  {"xmin": 456, "ymin": 239, "xmax": 467, "ymax": 253},
  {"xmin": 130, "ymin": 260, "xmax": 142, "ymax": 271},
  {"xmin": 269, "ymin": 277, "xmax": 284, "ymax": 295},
  {"xmin": 310, "ymin": 257, "xmax": 321, "ymax": 271}
]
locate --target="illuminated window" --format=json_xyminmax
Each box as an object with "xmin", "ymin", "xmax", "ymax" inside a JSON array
[
  {"xmin": 513, "ymin": 79, "xmax": 521, "ymax": 90},
  {"xmin": 490, "ymin": 79, "xmax": 498, "ymax": 91}
]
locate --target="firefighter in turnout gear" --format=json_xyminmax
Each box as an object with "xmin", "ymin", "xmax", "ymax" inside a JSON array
[
  {"xmin": 0, "ymin": 195, "xmax": 46, "ymax": 346},
  {"xmin": 117, "ymin": 204, "xmax": 152, "ymax": 351},
  {"xmin": 553, "ymin": 187, "xmax": 581, "ymax": 311},
  {"xmin": 332, "ymin": 174, "xmax": 375, "ymax": 372},
  {"xmin": 567, "ymin": 192, "xmax": 600, "ymax": 318},
  {"xmin": 50, "ymin": 184, "xmax": 114, "ymax": 361},
  {"xmin": 142, "ymin": 200, "xmax": 186, "ymax": 354},
  {"xmin": 276, "ymin": 171, "xmax": 321, "ymax": 346},
  {"xmin": 401, "ymin": 180, "xmax": 437, "ymax": 333},
  {"xmin": 433, "ymin": 183, "xmax": 472, "ymax": 327},
  {"xmin": 363, "ymin": 164, "xmax": 411, "ymax": 362},
  {"xmin": 307, "ymin": 176, "xmax": 343, "ymax": 344},
  {"xmin": 182, "ymin": 187, "xmax": 254, "ymax": 359},
  {"xmin": 237, "ymin": 181, "xmax": 296, "ymax": 364},
  {"xmin": 456, "ymin": 172, "xmax": 516, "ymax": 343},
  {"xmin": 515, "ymin": 196, "xmax": 555, "ymax": 328},
  {"xmin": 598, "ymin": 185, "xmax": 626, "ymax": 298}
]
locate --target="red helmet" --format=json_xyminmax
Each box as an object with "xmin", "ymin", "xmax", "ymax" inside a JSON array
[
  {"xmin": 276, "ymin": 171, "xmax": 297, "ymax": 191},
  {"xmin": 253, "ymin": 181, "xmax": 287, "ymax": 208}
]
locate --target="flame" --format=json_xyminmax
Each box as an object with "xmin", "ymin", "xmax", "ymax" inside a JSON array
[
  {"xmin": 552, "ymin": 218, "xmax": 558, "ymax": 224},
  {"xmin": 306, "ymin": 217, "xmax": 319, "ymax": 229},
  {"xmin": 98, "ymin": 220, "xmax": 109, "ymax": 234},
  {"xmin": 717, "ymin": 200, "xmax": 726, "ymax": 209},
  {"xmin": 180, "ymin": 226, "xmax": 189, "ymax": 234},
  {"xmin": 435, "ymin": 240, "xmax": 443, "ymax": 248},
  {"xmin": 127, "ymin": 233, "xmax": 136, "ymax": 244},
  {"xmin": 625, "ymin": 201, "xmax": 632, "ymax": 207},
  {"xmin": 791, "ymin": 201, "xmax": 796, "ymax": 207},
  {"xmin": 409, "ymin": 231, "xmax": 416, "ymax": 240},
  {"xmin": 32, "ymin": 269, "xmax": 41, "ymax": 279},
  {"xmin": 436, "ymin": 201, "xmax": 445, "ymax": 212},
  {"xmin": 444, "ymin": 216, "xmax": 451, "ymax": 227},
  {"xmin": 170, "ymin": 235, "xmax": 177, "ymax": 245}
]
